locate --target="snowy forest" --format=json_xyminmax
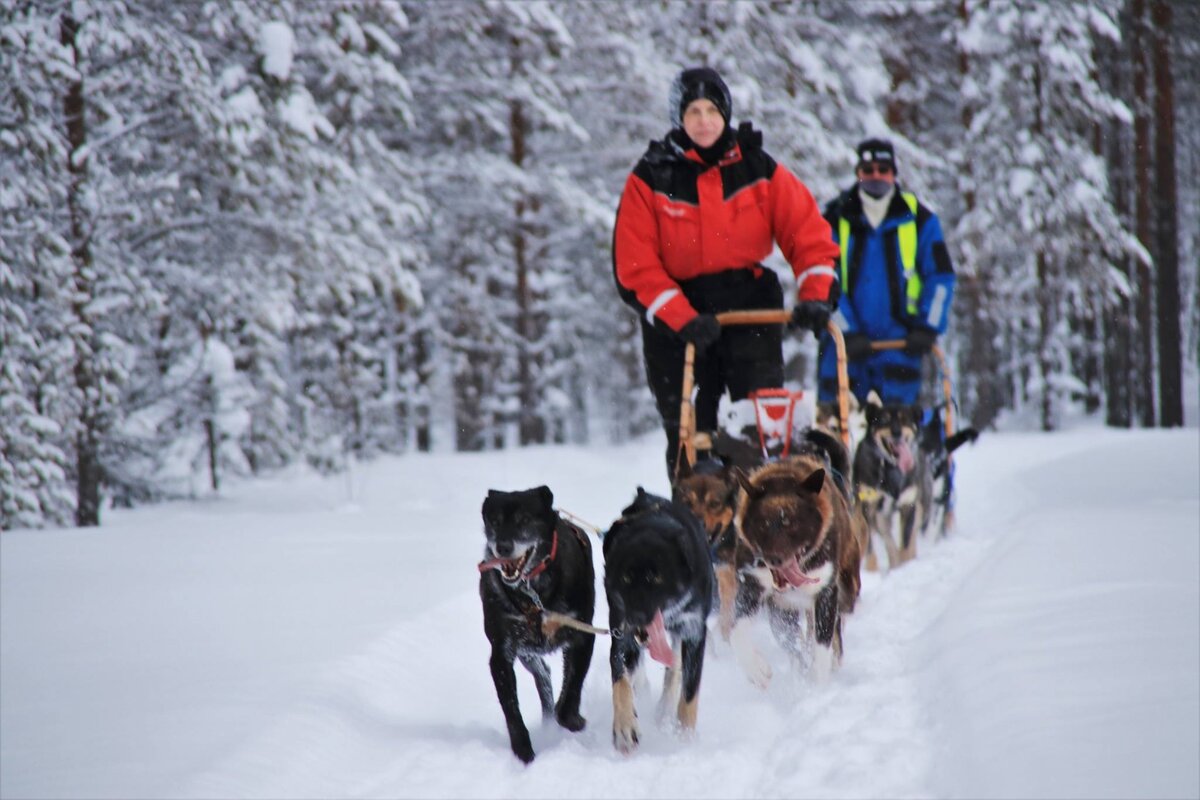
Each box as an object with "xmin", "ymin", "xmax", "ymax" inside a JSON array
[{"xmin": 2, "ymin": 0, "xmax": 1197, "ymax": 530}]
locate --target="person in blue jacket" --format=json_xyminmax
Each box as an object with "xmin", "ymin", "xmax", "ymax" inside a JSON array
[{"xmin": 817, "ymin": 138, "xmax": 956, "ymax": 408}]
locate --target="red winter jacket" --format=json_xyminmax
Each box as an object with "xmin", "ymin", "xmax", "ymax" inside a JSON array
[{"xmin": 613, "ymin": 125, "xmax": 840, "ymax": 332}]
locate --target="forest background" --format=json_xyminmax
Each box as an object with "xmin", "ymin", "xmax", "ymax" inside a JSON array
[{"xmin": 3, "ymin": 0, "xmax": 1197, "ymax": 529}]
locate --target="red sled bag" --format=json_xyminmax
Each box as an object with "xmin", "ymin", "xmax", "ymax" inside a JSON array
[{"xmin": 718, "ymin": 388, "xmax": 816, "ymax": 463}]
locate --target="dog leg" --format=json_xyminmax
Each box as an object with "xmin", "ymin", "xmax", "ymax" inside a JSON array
[
  {"xmin": 611, "ymin": 636, "xmax": 641, "ymax": 753},
  {"xmin": 490, "ymin": 649, "xmax": 534, "ymax": 763},
  {"xmin": 555, "ymin": 635, "xmax": 593, "ymax": 732},
  {"xmin": 656, "ymin": 642, "xmax": 682, "ymax": 726},
  {"xmin": 677, "ymin": 633, "xmax": 705, "ymax": 733},
  {"xmin": 879, "ymin": 517, "xmax": 901, "ymax": 572},
  {"xmin": 767, "ymin": 601, "xmax": 804, "ymax": 655},
  {"xmin": 518, "ymin": 653, "xmax": 554, "ymax": 718},
  {"xmin": 612, "ymin": 674, "xmax": 639, "ymax": 754},
  {"xmin": 715, "ymin": 563, "xmax": 738, "ymax": 641},
  {"xmin": 810, "ymin": 585, "xmax": 841, "ymax": 682},
  {"xmin": 899, "ymin": 502, "xmax": 919, "ymax": 563},
  {"xmin": 730, "ymin": 617, "xmax": 772, "ymax": 689}
]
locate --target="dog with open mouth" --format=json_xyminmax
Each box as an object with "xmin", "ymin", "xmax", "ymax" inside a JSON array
[
  {"xmin": 602, "ymin": 488, "xmax": 713, "ymax": 754},
  {"xmin": 479, "ymin": 486, "xmax": 595, "ymax": 763},
  {"xmin": 730, "ymin": 437, "xmax": 863, "ymax": 688},
  {"xmin": 853, "ymin": 393, "xmax": 924, "ymax": 569}
]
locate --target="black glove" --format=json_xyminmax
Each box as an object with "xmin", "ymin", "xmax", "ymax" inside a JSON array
[
  {"xmin": 679, "ymin": 314, "xmax": 721, "ymax": 351},
  {"xmin": 790, "ymin": 300, "xmax": 832, "ymax": 335},
  {"xmin": 904, "ymin": 328, "xmax": 937, "ymax": 356},
  {"xmin": 843, "ymin": 332, "xmax": 873, "ymax": 361}
]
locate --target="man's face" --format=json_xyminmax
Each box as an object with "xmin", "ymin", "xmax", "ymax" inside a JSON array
[
  {"xmin": 856, "ymin": 160, "xmax": 896, "ymax": 188},
  {"xmin": 682, "ymin": 98, "xmax": 725, "ymax": 149}
]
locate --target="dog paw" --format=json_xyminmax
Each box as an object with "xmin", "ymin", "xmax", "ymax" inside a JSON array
[
  {"xmin": 511, "ymin": 738, "xmax": 535, "ymax": 764},
  {"xmin": 556, "ymin": 710, "xmax": 586, "ymax": 732},
  {"xmin": 613, "ymin": 719, "xmax": 640, "ymax": 754}
]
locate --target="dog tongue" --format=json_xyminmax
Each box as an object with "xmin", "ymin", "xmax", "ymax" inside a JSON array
[
  {"xmin": 774, "ymin": 557, "xmax": 816, "ymax": 588},
  {"xmin": 895, "ymin": 438, "xmax": 915, "ymax": 474},
  {"xmin": 644, "ymin": 610, "xmax": 673, "ymax": 666}
]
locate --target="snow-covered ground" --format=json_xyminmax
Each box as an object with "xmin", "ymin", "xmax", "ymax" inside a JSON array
[{"xmin": 2, "ymin": 425, "xmax": 1197, "ymax": 799}]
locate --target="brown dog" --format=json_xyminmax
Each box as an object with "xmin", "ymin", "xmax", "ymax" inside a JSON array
[
  {"xmin": 730, "ymin": 446, "xmax": 863, "ymax": 686},
  {"xmin": 672, "ymin": 460, "xmax": 742, "ymax": 640}
]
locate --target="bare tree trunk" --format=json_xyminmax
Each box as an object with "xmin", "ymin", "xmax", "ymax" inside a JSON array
[
  {"xmin": 62, "ymin": 13, "xmax": 101, "ymax": 526},
  {"xmin": 1151, "ymin": 0, "xmax": 1183, "ymax": 427},
  {"xmin": 1132, "ymin": 0, "xmax": 1157, "ymax": 426},
  {"xmin": 1101, "ymin": 14, "xmax": 1134, "ymax": 427},
  {"xmin": 510, "ymin": 39, "xmax": 544, "ymax": 446}
]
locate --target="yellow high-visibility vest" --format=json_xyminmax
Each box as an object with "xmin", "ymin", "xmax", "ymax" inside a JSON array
[{"xmin": 839, "ymin": 192, "xmax": 921, "ymax": 315}]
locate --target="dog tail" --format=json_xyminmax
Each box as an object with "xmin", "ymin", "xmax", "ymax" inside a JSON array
[
  {"xmin": 945, "ymin": 428, "xmax": 980, "ymax": 455},
  {"xmin": 799, "ymin": 428, "xmax": 852, "ymax": 496}
]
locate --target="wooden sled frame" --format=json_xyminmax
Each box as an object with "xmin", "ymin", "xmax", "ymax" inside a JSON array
[
  {"xmin": 866, "ymin": 340, "xmax": 957, "ymax": 444},
  {"xmin": 675, "ymin": 310, "xmax": 850, "ymax": 480}
]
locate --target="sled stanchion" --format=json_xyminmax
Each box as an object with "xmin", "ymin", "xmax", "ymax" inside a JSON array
[
  {"xmin": 825, "ymin": 321, "xmax": 851, "ymax": 450},
  {"xmin": 676, "ymin": 341, "xmax": 697, "ymax": 478},
  {"xmin": 930, "ymin": 344, "xmax": 954, "ymax": 439}
]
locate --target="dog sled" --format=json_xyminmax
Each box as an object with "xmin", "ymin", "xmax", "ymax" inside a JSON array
[
  {"xmin": 673, "ymin": 313, "xmax": 972, "ymax": 572},
  {"xmin": 674, "ymin": 309, "xmax": 852, "ymax": 478}
]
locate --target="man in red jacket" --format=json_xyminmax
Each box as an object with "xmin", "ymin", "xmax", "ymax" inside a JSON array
[{"xmin": 613, "ymin": 66, "xmax": 840, "ymax": 480}]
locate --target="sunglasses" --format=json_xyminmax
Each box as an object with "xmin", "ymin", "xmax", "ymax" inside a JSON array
[{"xmin": 857, "ymin": 162, "xmax": 894, "ymax": 176}]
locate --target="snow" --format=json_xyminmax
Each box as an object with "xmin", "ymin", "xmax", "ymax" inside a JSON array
[
  {"xmin": 258, "ymin": 22, "xmax": 295, "ymax": 82},
  {"xmin": 1, "ymin": 427, "xmax": 1197, "ymax": 799}
]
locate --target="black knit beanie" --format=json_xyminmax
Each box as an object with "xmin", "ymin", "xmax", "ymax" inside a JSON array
[{"xmin": 669, "ymin": 67, "xmax": 732, "ymax": 129}]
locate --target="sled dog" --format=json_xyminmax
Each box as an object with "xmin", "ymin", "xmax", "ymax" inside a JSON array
[
  {"xmin": 479, "ymin": 486, "xmax": 595, "ymax": 763},
  {"xmin": 730, "ymin": 433, "xmax": 864, "ymax": 688},
  {"xmin": 853, "ymin": 393, "xmax": 924, "ymax": 568},
  {"xmin": 603, "ymin": 488, "xmax": 713, "ymax": 753}
]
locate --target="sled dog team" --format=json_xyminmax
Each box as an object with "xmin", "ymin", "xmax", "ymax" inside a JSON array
[{"xmin": 478, "ymin": 410, "xmax": 978, "ymax": 763}]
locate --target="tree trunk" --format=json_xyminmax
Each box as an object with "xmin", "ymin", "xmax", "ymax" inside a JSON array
[
  {"xmin": 1101, "ymin": 14, "xmax": 1133, "ymax": 428},
  {"xmin": 510, "ymin": 39, "xmax": 544, "ymax": 446},
  {"xmin": 1132, "ymin": 0, "xmax": 1157, "ymax": 426},
  {"xmin": 62, "ymin": 13, "xmax": 101, "ymax": 527},
  {"xmin": 1151, "ymin": 0, "xmax": 1183, "ymax": 427}
]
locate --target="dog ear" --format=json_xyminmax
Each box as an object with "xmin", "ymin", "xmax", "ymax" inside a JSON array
[
  {"xmin": 866, "ymin": 390, "xmax": 883, "ymax": 409},
  {"xmin": 535, "ymin": 485, "xmax": 554, "ymax": 509},
  {"xmin": 732, "ymin": 467, "xmax": 763, "ymax": 499},
  {"xmin": 801, "ymin": 468, "xmax": 826, "ymax": 494},
  {"xmin": 676, "ymin": 456, "xmax": 693, "ymax": 480}
]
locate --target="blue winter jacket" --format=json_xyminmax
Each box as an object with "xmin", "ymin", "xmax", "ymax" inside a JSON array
[{"xmin": 817, "ymin": 184, "xmax": 955, "ymax": 405}]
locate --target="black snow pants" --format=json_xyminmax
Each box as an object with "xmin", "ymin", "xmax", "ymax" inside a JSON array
[{"xmin": 641, "ymin": 266, "xmax": 784, "ymax": 481}]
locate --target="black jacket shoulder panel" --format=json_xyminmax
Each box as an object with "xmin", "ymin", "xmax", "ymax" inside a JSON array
[
  {"xmin": 721, "ymin": 122, "xmax": 775, "ymax": 199},
  {"xmin": 632, "ymin": 135, "xmax": 700, "ymax": 205}
]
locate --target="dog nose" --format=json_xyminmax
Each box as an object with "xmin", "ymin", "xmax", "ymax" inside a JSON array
[
  {"xmin": 768, "ymin": 557, "xmax": 782, "ymax": 568},
  {"xmin": 496, "ymin": 541, "xmax": 514, "ymax": 557}
]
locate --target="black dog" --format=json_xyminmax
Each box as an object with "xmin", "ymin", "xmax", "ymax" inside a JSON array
[
  {"xmin": 479, "ymin": 486, "xmax": 595, "ymax": 763},
  {"xmin": 603, "ymin": 488, "xmax": 713, "ymax": 753}
]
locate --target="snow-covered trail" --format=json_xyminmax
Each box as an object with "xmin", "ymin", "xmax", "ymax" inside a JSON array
[
  {"xmin": 2, "ymin": 429, "xmax": 1197, "ymax": 799},
  {"xmin": 170, "ymin": 430, "xmax": 1195, "ymax": 799}
]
